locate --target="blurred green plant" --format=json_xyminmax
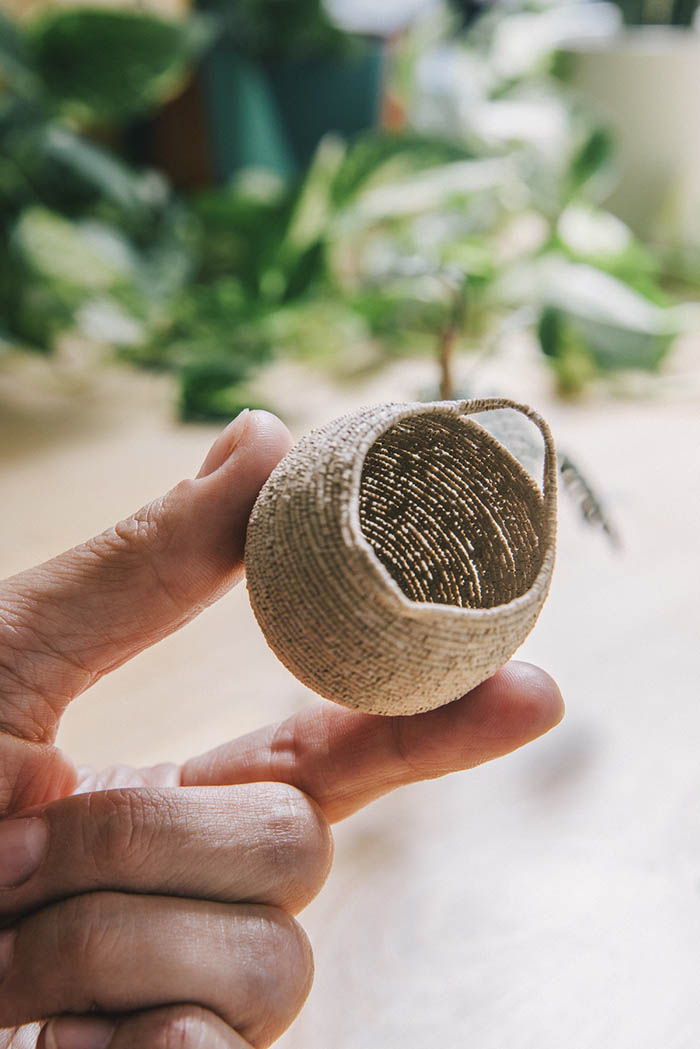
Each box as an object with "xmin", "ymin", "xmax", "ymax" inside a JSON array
[
  {"xmin": 611, "ymin": 0, "xmax": 697, "ymax": 26},
  {"xmin": 172, "ymin": 0, "xmax": 695, "ymax": 412},
  {"xmin": 129, "ymin": 133, "xmax": 482, "ymax": 418},
  {"xmin": 0, "ymin": 5, "xmax": 208, "ymax": 351},
  {"xmin": 29, "ymin": 7, "xmax": 212, "ymax": 123},
  {"xmin": 145, "ymin": 127, "xmax": 686, "ymax": 414},
  {"xmin": 197, "ymin": 0, "xmax": 349, "ymax": 61},
  {"xmin": 0, "ymin": 0, "xmax": 695, "ymax": 419},
  {"xmin": 346, "ymin": 0, "xmax": 691, "ymax": 399}
]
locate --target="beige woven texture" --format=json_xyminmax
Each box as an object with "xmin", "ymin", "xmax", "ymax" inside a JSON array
[{"xmin": 245, "ymin": 398, "xmax": 557, "ymax": 716}]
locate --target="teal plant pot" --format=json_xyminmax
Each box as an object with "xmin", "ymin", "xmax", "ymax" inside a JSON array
[{"xmin": 201, "ymin": 39, "xmax": 384, "ymax": 181}]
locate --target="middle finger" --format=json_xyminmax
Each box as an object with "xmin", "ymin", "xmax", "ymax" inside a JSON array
[{"xmin": 0, "ymin": 782, "xmax": 333, "ymax": 921}]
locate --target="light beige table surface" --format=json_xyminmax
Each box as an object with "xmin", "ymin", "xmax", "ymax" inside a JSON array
[{"xmin": 1, "ymin": 346, "xmax": 699, "ymax": 1049}]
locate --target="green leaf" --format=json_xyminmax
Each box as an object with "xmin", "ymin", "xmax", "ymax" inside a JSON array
[
  {"xmin": 283, "ymin": 135, "xmax": 345, "ymax": 255},
  {"xmin": 354, "ymin": 159, "xmax": 510, "ymax": 233},
  {"xmin": 536, "ymin": 308, "xmax": 597, "ymax": 396},
  {"xmin": 536, "ymin": 262, "xmax": 678, "ymax": 374},
  {"xmin": 28, "ymin": 9, "xmax": 213, "ymax": 123},
  {"xmin": 279, "ymin": 240, "xmax": 325, "ymax": 301},
  {"xmin": 193, "ymin": 186, "xmax": 293, "ymax": 294},
  {"xmin": 537, "ymin": 305, "xmax": 561, "ymax": 360},
  {"xmin": 261, "ymin": 135, "xmax": 345, "ymax": 299},
  {"xmin": 178, "ymin": 358, "xmax": 266, "ymax": 421},
  {"xmin": 555, "ymin": 205, "xmax": 669, "ymax": 304},
  {"xmin": 0, "ymin": 9, "xmax": 41, "ymax": 100},
  {"xmin": 39, "ymin": 126, "xmax": 166, "ymax": 218},
  {"xmin": 137, "ymin": 203, "xmax": 199, "ymax": 304},
  {"xmin": 567, "ymin": 125, "xmax": 614, "ymax": 196},
  {"xmin": 349, "ymin": 285, "xmax": 452, "ymax": 340},
  {"xmin": 258, "ymin": 297, "xmax": 369, "ymax": 366},
  {"xmin": 13, "ymin": 206, "xmax": 138, "ymax": 290},
  {"xmin": 331, "ymin": 132, "xmax": 476, "ymax": 209},
  {"xmin": 203, "ymin": 0, "xmax": 349, "ymax": 62},
  {"xmin": 7, "ymin": 279, "xmax": 77, "ymax": 350}
]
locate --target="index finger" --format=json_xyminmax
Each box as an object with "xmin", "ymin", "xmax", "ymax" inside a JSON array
[{"xmin": 181, "ymin": 661, "xmax": 564, "ymax": 822}]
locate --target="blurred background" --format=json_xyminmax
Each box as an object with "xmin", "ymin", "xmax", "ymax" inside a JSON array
[{"xmin": 1, "ymin": 0, "xmax": 700, "ymax": 1045}]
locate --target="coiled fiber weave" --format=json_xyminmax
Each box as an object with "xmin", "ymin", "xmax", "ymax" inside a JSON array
[{"xmin": 245, "ymin": 398, "xmax": 557, "ymax": 716}]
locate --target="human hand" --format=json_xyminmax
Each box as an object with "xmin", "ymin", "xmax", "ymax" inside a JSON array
[{"xmin": 0, "ymin": 410, "xmax": 564, "ymax": 1049}]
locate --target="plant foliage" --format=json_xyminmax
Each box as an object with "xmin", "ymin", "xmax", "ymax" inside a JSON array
[
  {"xmin": 0, "ymin": 0, "xmax": 694, "ymax": 418},
  {"xmin": 28, "ymin": 8, "xmax": 213, "ymax": 123},
  {"xmin": 199, "ymin": 0, "xmax": 348, "ymax": 61}
]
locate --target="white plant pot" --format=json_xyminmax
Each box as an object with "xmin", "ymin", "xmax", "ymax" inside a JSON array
[{"xmin": 562, "ymin": 29, "xmax": 700, "ymax": 249}]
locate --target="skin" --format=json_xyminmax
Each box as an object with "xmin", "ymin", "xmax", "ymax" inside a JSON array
[{"xmin": 0, "ymin": 410, "xmax": 564, "ymax": 1049}]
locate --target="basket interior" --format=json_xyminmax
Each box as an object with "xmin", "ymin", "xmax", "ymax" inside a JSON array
[{"xmin": 358, "ymin": 412, "xmax": 546, "ymax": 609}]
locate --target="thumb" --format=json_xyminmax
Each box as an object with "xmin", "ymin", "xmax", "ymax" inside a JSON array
[{"xmin": 0, "ymin": 410, "xmax": 292, "ymax": 744}]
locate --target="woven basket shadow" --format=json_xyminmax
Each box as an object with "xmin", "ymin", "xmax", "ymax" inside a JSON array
[{"xmin": 245, "ymin": 398, "xmax": 557, "ymax": 716}]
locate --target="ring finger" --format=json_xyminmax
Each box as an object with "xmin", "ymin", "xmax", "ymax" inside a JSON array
[{"xmin": 0, "ymin": 892, "xmax": 313, "ymax": 1048}]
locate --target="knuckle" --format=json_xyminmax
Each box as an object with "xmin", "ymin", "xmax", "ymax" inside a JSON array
[
  {"xmin": 87, "ymin": 480, "xmax": 196, "ymax": 589},
  {"xmin": 110, "ymin": 486, "xmax": 189, "ymax": 559},
  {"xmin": 243, "ymin": 906, "xmax": 314, "ymax": 1045},
  {"xmin": 82, "ymin": 789, "xmax": 165, "ymax": 881},
  {"xmin": 107, "ymin": 483, "xmax": 197, "ymax": 609},
  {"xmin": 0, "ymin": 893, "xmax": 122, "ymax": 1027},
  {"xmin": 54, "ymin": 891, "xmax": 122, "ymax": 974},
  {"xmin": 258, "ymin": 784, "xmax": 333, "ymax": 906}
]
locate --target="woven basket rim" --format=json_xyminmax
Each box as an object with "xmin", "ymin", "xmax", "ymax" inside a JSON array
[{"xmin": 341, "ymin": 396, "xmax": 558, "ymax": 620}]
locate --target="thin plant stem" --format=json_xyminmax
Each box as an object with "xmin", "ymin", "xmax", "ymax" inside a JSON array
[
  {"xmin": 438, "ymin": 323, "xmax": 457, "ymax": 400},
  {"xmin": 436, "ymin": 274, "xmax": 467, "ymax": 401}
]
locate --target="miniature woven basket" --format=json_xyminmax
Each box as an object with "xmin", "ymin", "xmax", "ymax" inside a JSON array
[{"xmin": 245, "ymin": 397, "xmax": 557, "ymax": 716}]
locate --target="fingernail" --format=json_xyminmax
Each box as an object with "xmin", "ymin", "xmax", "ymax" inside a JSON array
[
  {"xmin": 0, "ymin": 928, "xmax": 16, "ymax": 982},
  {"xmin": 45, "ymin": 1016, "xmax": 115, "ymax": 1049},
  {"xmin": 0, "ymin": 817, "xmax": 47, "ymax": 888},
  {"xmin": 197, "ymin": 409, "xmax": 251, "ymax": 478}
]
